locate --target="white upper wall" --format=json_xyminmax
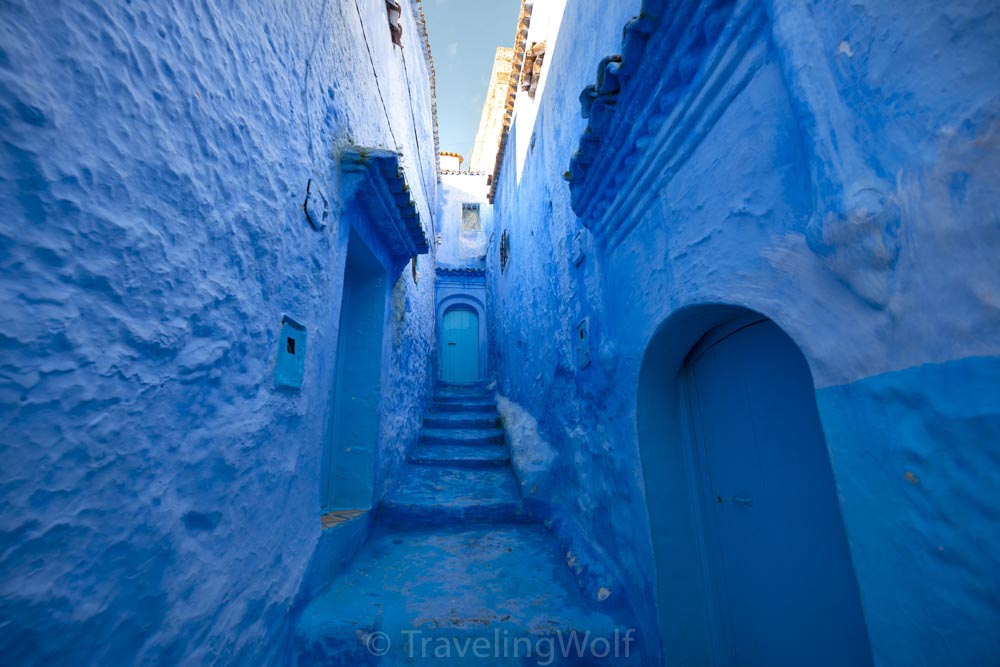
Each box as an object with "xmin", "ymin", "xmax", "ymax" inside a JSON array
[
  {"xmin": 511, "ymin": 0, "xmax": 569, "ymax": 183},
  {"xmin": 435, "ymin": 173, "xmax": 492, "ymax": 266}
]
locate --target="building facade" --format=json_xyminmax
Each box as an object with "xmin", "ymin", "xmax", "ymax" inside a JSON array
[
  {"xmin": 489, "ymin": 0, "xmax": 1000, "ymax": 664},
  {"xmin": 0, "ymin": 0, "xmax": 440, "ymax": 663},
  {"xmin": 469, "ymin": 47, "xmax": 515, "ymax": 174}
]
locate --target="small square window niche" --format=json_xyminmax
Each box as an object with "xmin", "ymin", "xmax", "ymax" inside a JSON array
[
  {"xmin": 462, "ymin": 203, "xmax": 482, "ymax": 232},
  {"xmin": 275, "ymin": 316, "xmax": 307, "ymax": 390}
]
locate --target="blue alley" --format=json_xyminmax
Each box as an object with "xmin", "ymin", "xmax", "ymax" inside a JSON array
[{"xmin": 1, "ymin": 1, "xmax": 998, "ymax": 666}]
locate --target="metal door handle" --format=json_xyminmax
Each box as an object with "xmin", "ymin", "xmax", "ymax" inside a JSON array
[
  {"xmin": 447, "ymin": 342, "xmax": 457, "ymax": 346},
  {"xmin": 732, "ymin": 495, "xmax": 753, "ymax": 506}
]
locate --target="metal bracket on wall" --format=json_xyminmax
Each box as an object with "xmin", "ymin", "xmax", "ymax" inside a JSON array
[
  {"xmin": 575, "ymin": 317, "xmax": 591, "ymax": 370},
  {"xmin": 302, "ymin": 178, "xmax": 330, "ymax": 231}
]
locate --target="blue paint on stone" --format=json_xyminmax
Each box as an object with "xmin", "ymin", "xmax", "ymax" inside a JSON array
[
  {"xmin": 0, "ymin": 0, "xmax": 438, "ymax": 663},
  {"xmin": 292, "ymin": 384, "xmax": 643, "ymax": 664},
  {"xmin": 815, "ymin": 355, "xmax": 1000, "ymax": 665},
  {"xmin": 489, "ymin": 0, "xmax": 1000, "ymax": 664},
  {"xmin": 2, "ymin": 0, "xmax": 999, "ymax": 664}
]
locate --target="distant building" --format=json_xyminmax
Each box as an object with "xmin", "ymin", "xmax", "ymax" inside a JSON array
[
  {"xmin": 468, "ymin": 47, "xmax": 514, "ymax": 173},
  {"xmin": 439, "ymin": 150, "xmax": 463, "ymax": 172}
]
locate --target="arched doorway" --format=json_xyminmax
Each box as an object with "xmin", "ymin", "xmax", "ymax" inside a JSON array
[
  {"xmin": 441, "ymin": 305, "xmax": 480, "ymax": 383},
  {"xmin": 639, "ymin": 307, "xmax": 871, "ymax": 666}
]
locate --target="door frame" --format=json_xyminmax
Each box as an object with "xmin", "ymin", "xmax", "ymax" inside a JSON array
[
  {"xmin": 320, "ymin": 224, "xmax": 390, "ymax": 514},
  {"xmin": 638, "ymin": 304, "xmax": 873, "ymax": 665},
  {"xmin": 440, "ymin": 304, "xmax": 481, "ymax": 384},
  {"xmin": 679, "ymin": 312, "xmax": 871, "ymax": 665},
  {"xmin": 436, "ymin": 294, "xmax": 486, "ymax": 384}
]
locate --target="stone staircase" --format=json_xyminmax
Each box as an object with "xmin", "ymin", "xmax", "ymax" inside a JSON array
[{"xmin": 293, "ymin": 383, "xmax": 641, "ymax": 665}]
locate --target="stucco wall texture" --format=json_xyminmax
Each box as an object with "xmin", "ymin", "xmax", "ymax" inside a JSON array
[
  {"xmin": 436, "ymin": 173, "xmax": 492, "ymax": 267},
  {"xmin": 488, "ymin": 0, "xmax": 1000, "ymax": 664},
  {"xmin": 0, "ymin": 1, "xmax": 438, "ymax": 664},
  {"xmin": 2, "ymin": 0, "xmax": 999, "ymax": 664}
]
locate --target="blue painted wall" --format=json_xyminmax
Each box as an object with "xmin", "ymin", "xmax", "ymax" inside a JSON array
[
  {"xmin": 3, "ymin": 0, "xmax": 998, "ymax": 663},
  {"xmin": 0, "ymin": 0, "xmax": 438, "ymax": 663},
  {"xmin": 488, "ymin": 0, "xmax": 1000, "ymax": 664}
]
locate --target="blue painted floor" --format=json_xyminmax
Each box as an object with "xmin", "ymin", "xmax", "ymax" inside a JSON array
[{"xmin": 294, "ymin": 384, "xmax": 640, "ymax": 665}]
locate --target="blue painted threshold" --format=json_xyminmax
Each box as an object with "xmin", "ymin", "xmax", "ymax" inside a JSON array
[{"xmin": 292, "ymin": 384, "xmax": 641, "ymax": 665}]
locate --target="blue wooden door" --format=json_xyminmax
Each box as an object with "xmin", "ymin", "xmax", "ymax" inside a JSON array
[
  {"xmin": 687, "ymin": 317, "xmax": 871, "ymax": 666},
  {"xmin": 441, "ymin": 307, "xmax": 479, "ymax": 383}
]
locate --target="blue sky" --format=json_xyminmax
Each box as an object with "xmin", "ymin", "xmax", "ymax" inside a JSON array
[{"xmin": 421, "ymin": 0, "xmax": 523, "ymax": 164}]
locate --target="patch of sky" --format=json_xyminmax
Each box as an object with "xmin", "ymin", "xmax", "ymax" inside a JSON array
[{"xmin": 422, "ymin": 0, "xmax": 523, "ymax": 162}]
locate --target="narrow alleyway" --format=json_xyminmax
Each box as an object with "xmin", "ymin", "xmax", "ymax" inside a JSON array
[
  {"xmin": 294, "ymin": 383, "xmax": 639, "ymax": 664},
  {"xmin": 3, "ymin": 1, "xmax": 998, "ymax": 664}
]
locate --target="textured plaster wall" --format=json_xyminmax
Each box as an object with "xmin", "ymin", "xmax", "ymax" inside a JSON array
[
  {"xmin": 488, "ymin": 0, "xmax": 1000, "ymax": 664},
  {"xmin": 436, "ymin": 172, "xmax": 492, "ymax": 267},
  {"xmin": 0, "ymin": 1, "xmax": 437, "ymax": 664},
  {"xmin": 487, "ymin": 0, "xmax": 652, "ymax": 650}
]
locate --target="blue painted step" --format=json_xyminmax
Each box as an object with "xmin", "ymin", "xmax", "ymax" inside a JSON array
[
  {"xmin": 435, "ymin": 385, "xmax": 492, "ymax": 395},
  {"xmin": 432, "ymin": 395, "xmax": 496, "ymax": 408},
  {"xmin": 423, "ymin": 410, "xmax": 501, "ymax": 430},
  {"xmin": 430, "ymin": 401, "xmax": 498, "ymax": 417},
  {"xmin": 293, "ymin": 524, "xmax": 641, "ymax": 665},
  {"xmin": 409, "ymin": 443, "xmax": 510, "ymax": 468},
  {"xmin": 380, "ymin": 465, "xmax": 527, "ymax": 527},
  {"xmin": 420, "ymin": 426, "xmax": 504, "ymax": 446},
  {"xmin": 433, "ymin": 385, "xmax": 494, "ymax": 398},
  {"xmin": 435, "ymin": 380, "xmax": 491, "ymax": 390}
]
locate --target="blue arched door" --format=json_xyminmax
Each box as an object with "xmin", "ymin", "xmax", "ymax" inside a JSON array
[
  {"xmin": 686, "ymin": 316, "xmax": 871, "ymax": 666},
  {"xmin": 441, "ymin": 306, "xmax": 479, "ymax": 383}
]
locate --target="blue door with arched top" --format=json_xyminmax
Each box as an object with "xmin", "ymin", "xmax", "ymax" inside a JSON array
[
  {"xmin": 441, "ymin": 306, "xmax": 479, "ymax": 383},
  {"xmin": 686, "ymin": 316, "xmax": 871, "ymax": 666}
]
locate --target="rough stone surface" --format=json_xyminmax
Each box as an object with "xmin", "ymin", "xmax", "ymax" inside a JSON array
[
  {"xmin": 0, "ymin": 1, "xmax": 437, "ymax": 663},
  {"xmin": 488, "ymin": 0, "xmax": 1000, "ymax": 663},
  {"xmin": 293, "ymin": 384, "xmax": 641, "ymax": 665},
  {"xmin": 295, "ymin": 525, "xmax": 637, "ymax": 666},
  {"xmin": 816, "ymin": 356, "xmax": 1000, "ymax": 664}
]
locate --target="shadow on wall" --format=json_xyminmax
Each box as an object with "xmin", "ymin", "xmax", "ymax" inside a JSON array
[{"xmin": 637, "ymin": 303, "xmax": 871, "ymax": 666}]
